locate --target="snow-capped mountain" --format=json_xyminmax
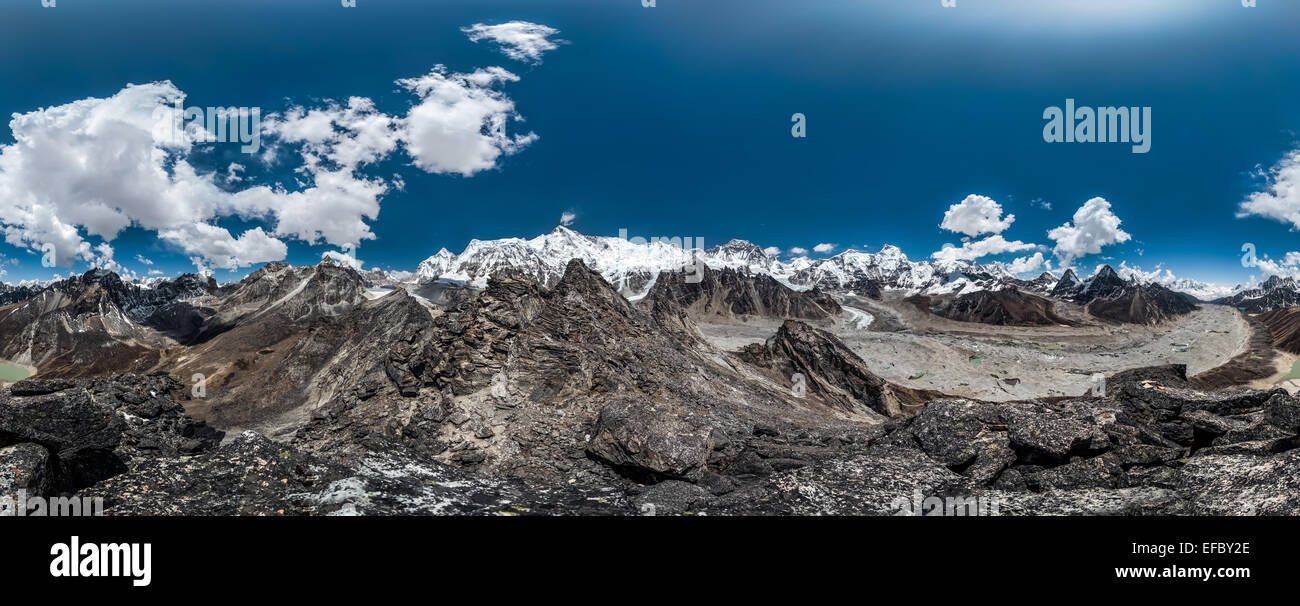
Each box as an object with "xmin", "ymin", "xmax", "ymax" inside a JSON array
[
  {"xmin": 789, "ymin": 245, "xmax": 934, "ymax": 293},
  {"xmin": 400, "ymin": 227, "xmax": 1043, "ymax": 298},
  {"xmin": 1111, "ymin": 262, "xmax": 1242, "ymax": 301},
  {"xmin": 704, "ymin": 239, "xmax": 783, "ymax": 274},
  {"xmin": 1214, "ymin": 275, "xmax": 1300, "ymax": 312},
  {"xmin": 4, "ymin": 229, "xmax": 1239, "ymax": 310},
  {"xmin": 1049, "ymin": 268, "xmax": 1082, "ymax": 298},
  {"xmin": 414, "ymin": 248, "xmax": 457, "ymax": 282},
  {"xmin": 390, "ymin": 226, "xmax": 1251, "ymax": 302},
  {"xmin": 1160, "ymin": 278, "xmax": 1241, "ymax": 302},
  {"xmin": 31, "ymin": 269, "xmax": 217, "ymax": 323},
  {"xmin": 407, "ymin": 227, "xmax": 699, "ymax": 296},
  {"xmin": 0, "ymin": 282, "xmax": 39, "ymax": 306}
]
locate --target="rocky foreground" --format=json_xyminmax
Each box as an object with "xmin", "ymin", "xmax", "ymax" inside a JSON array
[
  {"xmin": 2, "ymin": 258, "xmax": 1297, "ymax": 515},
  {"xmin": 3, "ymin": 362, "xmax": 1299, "ymax": 515}
]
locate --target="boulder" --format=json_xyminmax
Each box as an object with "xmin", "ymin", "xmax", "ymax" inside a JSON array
[
  {"xmin": 587, "ymin": 399, "xmax": 715, "ymax": 482},
  {"xmin": 1005, "ymin": 404, "xmax": 1109, "ymax": 462},
  {"xmin": 0, "ymin": 442, "xmax": 55, "ymax": 498}
]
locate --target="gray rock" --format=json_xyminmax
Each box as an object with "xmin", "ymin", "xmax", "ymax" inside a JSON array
[
  {"xmin": 0, "ymin": 442, "xmax": 54, "ymax": 497},
  {"xmin": 587, "ymin": 398, "xmax": 715, "ymax": 481},
  {"xmin": 631, "ymin": 480, "xmax": 713, "ymax": 515},
  {"xmin": 1005, "ymin": 405, "xmax": 1109, "ymax": 462}
]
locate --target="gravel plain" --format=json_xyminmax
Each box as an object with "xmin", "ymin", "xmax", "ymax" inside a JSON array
[{"xmin": 696, "ymin": 293, "xmax": 1254, "ymax": 401}]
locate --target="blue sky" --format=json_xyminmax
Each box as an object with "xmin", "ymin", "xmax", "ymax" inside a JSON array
[{"xmin": 1, "ymin": 0, "xmax": 1299, "ymax": 287}]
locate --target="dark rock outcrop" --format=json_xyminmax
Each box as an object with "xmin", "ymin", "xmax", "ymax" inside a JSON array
[
  {"xmin": 1084, "ymin": 282, "xmax": 1199, "ymax": 325},
  {"xmin": 1215, "ymin": 275, "xmax": 1300, "ymax": 313},
  {"xmin": 0, "ymin": 374, "xmax": 223, "ymax": 493},
  {"xmin": 738, "ymin": 320, "xmax": 941, "ymax": 418},
  {"xmin": 587, "ymin": 398, "xmax": 717, "ymax": 481},
  {"xmin": 911, "ymin": 288, "xmax": 1073, "ymax": 326},
  {"xmin": 643, "ymin": 265, "xmax": 841, "ymax": 321}
]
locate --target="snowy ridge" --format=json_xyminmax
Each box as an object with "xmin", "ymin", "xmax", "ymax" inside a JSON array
[{"xmin": 396, "ymin": 227, "xmax": 1055, "ymax": 298}]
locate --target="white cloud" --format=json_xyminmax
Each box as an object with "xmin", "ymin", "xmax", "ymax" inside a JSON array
[
  {"xmin": 813, "ymin": 243, "xmax": 835, "ymax": 253},
  {"xmin": 0, "ymin": 62, "xmax": 538, "ymax": 272},
  {"xmin": 1115, "ymin": 260, "xmax": 1174, "ymax": 284},
  {"xmin": 940, "ymin": 194, "xmax": 1015, "ymax": 237},
  {"xmin": 1031, "ymin": 198, "xmax": 1052, "ymax": 211},
  {"xmin": 0, "ymin": 82, "xmax": 378, "ymax": 269},
  {"xmin": 321, "ymin": 249, "xmax": 364, "ymax": 270},
  {"xmin": 1251, "ymin": 250, "xmax": 1300, "ymax": 279},
  {"xmin": 560, "ymin": 211, "xmax": 576, "ymax": 226},
  {"xmin": 931, "ymin": 234, "xmax": 1035, "ymax": 263},
  {"xmin": 1238, "ymin": 150, "xmax": 1300, "ymax": 229},
  {"xmin": 1007, "ymin": 252, "xmax": 1046, "ymax": 274},
  {"xmin": 1047, "ymin": 197, "xmax": 1132, "ymax": 265},
  {"xmin": 762, "ymin": 246, "xmax": 781, "ymax": 256},
  {"xmin": 790, "ymin": 247, "xmax": 808, "ymax": 255},
  {"xmin": 135, "ymin": 254, "xmax": 154, "ymax": 265},
  {"xmin": 462, "ymin": 21, "xmax": 564, "ymax": 64},
  {"xmin": 397, "ymin": 66, "xmax": 538, "ymax": 177},
  {"xmin": 163, "ymin": 224, "xmax": 288, "ymax": 272},
  {"xmin": 86, "ymin": 242, "xmax": 131, "ymax": 277}
]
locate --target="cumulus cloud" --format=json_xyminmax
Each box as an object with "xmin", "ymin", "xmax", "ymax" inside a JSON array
[
  {"xmin": 165, "ymin": 224, "xmax": 288, "ymax": 273},
  {"xmin": 1047, "ymin": 197, "xmax": 1132, "ymax": 266},
  {"xmin": 1007, "ymin": 252, "xmax": 1046, "ymax": 274},
  {"xmin": 397, "ymin": 66, "xmax": 538, "ymax": 177},
  {"xmin": 462, "ymin": 21, "xmax": 564, "ymax": 64},
  {"xmin": 560, "ymin": 211, "xmax": 576, "ymax": 226},
  {"xmin": 1115, "ymin": 261, "xmax": 1175, "ymax": 284},
  {"xmin": 135, "ymin": 254, "xmax": 153, "ymax": 266},
  {"xmin": 762, "ymin": 246, "xmax": 781, "ymax": 256},
  {"xmin": 1250, "ymin": 249, "xmax": 1300, "ymax": 279},
  {"xmin": 940, "ymin": 194, "xmax": 1015, "ymax": 237},
  {"xmin": 0, "ymin": 62, "xmax": 538, "ymax": 272},
  {"xmin": 931, "ymin": 235, "xmax": 1035, "ymax": 263},
  {"xmin": 813, "ymin": 243, "xmax": 836, "ymax": 253},
  {"xmin": 1238, "ymin": 150, "xmax": 1300, "ymax": 229},
  {"xmin": 790, "ymin": 247, "xmax": 808, "ymax": 255},
  {"xmin": 0, "ymin": 82, "xmax": 376, "ymax": 270},
  {"xmin": 321, "ymin": 249, "xmax": 364, "ymax": 270}
]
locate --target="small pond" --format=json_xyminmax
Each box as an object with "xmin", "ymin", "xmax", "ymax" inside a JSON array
[{"xmin": 0, "ymin": 361, "xmax": 33, "ymax": 382}]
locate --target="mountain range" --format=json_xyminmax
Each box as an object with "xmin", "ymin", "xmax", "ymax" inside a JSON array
[
  {"xmin": 2, "ymin": 226, "xmax": 1259, "ymax": 310},
  {"xmin": 5, "ymin": 249, "xmax": 1300, "ymax": 515},
  {"xmin": 318, "ymin": 226, "xmax": 1242, "ymax": 305}
]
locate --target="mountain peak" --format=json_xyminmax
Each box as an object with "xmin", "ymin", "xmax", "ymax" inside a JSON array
[
  {"xmin": 1093, "ymin": 264, "xmax": 1120, "ymax": 280},
  {"xmin": 716, "ymin": 239, "xmax": 761, "ymax": 252}
]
